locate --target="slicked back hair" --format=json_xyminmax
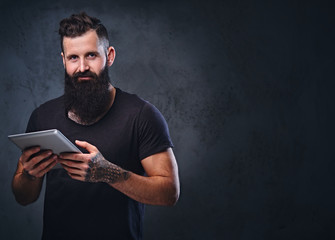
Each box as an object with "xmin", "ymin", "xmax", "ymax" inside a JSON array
[{"xmin": 59, "ymin": 12, "xmax": 109, "ymax": 52}]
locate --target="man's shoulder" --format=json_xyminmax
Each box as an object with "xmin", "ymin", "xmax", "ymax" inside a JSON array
[
  {"xmin": 116, "ymin": 88, "xmax": 149, "ymax": 110},
  {"xmin": 26, "ymin": 95, "xmax": 65, "ymax": 132},
  {"xmin": 116, "ymin": 88, "xmax": 165, "ymax": 121}
]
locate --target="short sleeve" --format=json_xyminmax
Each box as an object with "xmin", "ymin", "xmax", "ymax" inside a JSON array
[{"xmin": 138, "ymin": 102, "xmax": 173, "ymax": 160}]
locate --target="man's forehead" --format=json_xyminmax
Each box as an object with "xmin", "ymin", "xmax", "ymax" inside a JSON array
[{"xmin": 63, "ymin": 30, "xmax": 103, "ymax": 54}]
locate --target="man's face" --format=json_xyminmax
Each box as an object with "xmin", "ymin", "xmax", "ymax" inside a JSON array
[
  {"xmin": 61, "ymin": 29, "xmax": 115, "ymax": 79},
  {"xmin": 62, "ymin": 30, "xmax": 116, "ymax": 125}
]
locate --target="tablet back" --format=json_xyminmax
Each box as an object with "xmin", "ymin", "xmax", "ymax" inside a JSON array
[{"xmin": 8, "ymin": 129, "xmax": 81, "ymax": 155}]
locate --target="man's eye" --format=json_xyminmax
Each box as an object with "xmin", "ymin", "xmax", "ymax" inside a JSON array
[
  {"xmin": 69, "ymin": 56, "xmax": 78, "ymax": 60},
  {"xmin": 88, "ymin": 53, "xmax": 96, "ymax": 58}
]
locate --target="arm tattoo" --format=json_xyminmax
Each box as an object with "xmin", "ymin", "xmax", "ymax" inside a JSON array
[{"xmin": 85, "ymin": 153, "xmax": 130, "ymax": 184}]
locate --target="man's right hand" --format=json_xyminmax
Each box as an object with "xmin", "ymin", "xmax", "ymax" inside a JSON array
[
  {"xmin": 12, "ymin": 147, "xmax": 58, "ymax": 205},
  {"xmin": 20, "ymin": 147, "xmax": 58, "ymax": 179}
]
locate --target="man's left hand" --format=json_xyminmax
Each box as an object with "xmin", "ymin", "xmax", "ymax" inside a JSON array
[{"xmin": 59, "ymin": 140, "xmax": 129, "ymax": 183}]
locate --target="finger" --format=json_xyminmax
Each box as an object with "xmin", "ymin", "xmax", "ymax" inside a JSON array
[
  {"xmin": 35, "ymin": 158, "xmax": 58, "ymax": 178},
  {"xmin": 58, "ymin": 158, "xmax": 85, "ymax": 168},
  {"xmin": 62, "ymin": 164, "xmax": 87, "ymax": 176},
  {"xmin": 75, "ymin": 140, "xmax": 98, "ymax": 153},
  {"xmin": 59, "ymin": 153, "xmax": 85, "ymax": 162},
  {"xmin": 20, "ymin": 146, "xmax": 41, "ymax": 163},
  {"xmin": 67, "ymin": 172, "xmax": 85, "ymax": 182},
  {"xmin": 24, "ymin": 151, "xmax": 53, "ymax": 171},
  {"xmin": 28, "ymin": 155, "xmax": 57, "ymax": 177}
]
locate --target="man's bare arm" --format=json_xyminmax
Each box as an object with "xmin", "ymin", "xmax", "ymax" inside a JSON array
[
  {"xmin": 112, "ymin": 148, "xmax": 180, "ymax": 206},
  {"xmin": 59, "ymin": 141, "xmax": 180, "ymax": 206},
  {"xmin": 12, "ymin": 147, "xmax": 58, "ymax": 206}
]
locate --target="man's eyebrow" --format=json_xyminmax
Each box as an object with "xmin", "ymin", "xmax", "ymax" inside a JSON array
[{"xmin": 86, "ymin": 51, "xmax": 100, "ymax": 56}]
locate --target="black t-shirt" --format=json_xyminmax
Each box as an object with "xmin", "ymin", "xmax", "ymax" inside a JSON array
[{"xmin": 26, "ymin": 88, "xmax": 173, "ymax": 240}]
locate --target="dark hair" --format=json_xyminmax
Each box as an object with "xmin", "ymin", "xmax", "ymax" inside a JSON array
[{"xmin": 59, "ymin": 12, "xmax": 109, "ymax": 52}]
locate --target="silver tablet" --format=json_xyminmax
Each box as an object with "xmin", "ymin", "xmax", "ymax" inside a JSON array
[{"xmin": 8, "ymin": 129, "xmax": 82, "ymax": 155}]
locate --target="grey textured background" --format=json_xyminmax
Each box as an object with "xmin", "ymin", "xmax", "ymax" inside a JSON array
[{"xmin": 1, "ymin": 0, "xmax": 334, "ymax": 239}]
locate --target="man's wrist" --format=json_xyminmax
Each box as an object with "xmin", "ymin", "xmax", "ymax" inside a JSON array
[
  {"xmin": 85, "ymin": 153, "xmax": 131, "ymax": 184},
  {"xmin": 103, "ymin": 162, "xmax": 131, "ymax": 184}
]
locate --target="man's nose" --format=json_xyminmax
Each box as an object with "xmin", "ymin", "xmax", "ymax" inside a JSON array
[{"xmin": 79, "ymin": 59, "xmax": 89, "ymax": 72}]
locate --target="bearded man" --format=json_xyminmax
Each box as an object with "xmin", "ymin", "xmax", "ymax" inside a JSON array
[{"xmin": 12, "ymin": 12, "xmax": 179, "ymax": 240}]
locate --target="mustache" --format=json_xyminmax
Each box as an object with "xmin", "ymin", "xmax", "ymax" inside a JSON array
[{"xmin": 73, "ymin": 70, "xmax": 98, "ymax": 79}]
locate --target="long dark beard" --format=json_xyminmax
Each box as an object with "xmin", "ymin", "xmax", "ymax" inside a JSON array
[{"xmin": 64, "ymin": 65, "xmax": 111, "ymax": 125}]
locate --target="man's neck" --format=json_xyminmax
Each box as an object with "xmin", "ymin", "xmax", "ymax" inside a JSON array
[{"xmin": 68, "ymin": 85, "xmax": 116, "ymax": 125}]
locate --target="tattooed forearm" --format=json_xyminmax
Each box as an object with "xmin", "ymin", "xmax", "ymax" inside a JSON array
[{"xmin": 85, "ymin": 153, "xmax": 130, "ymax": 184}]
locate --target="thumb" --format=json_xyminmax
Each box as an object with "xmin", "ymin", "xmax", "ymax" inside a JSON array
[{"xmin": 75, "ymin": 140, "xmax": 98, "ymax": 153}]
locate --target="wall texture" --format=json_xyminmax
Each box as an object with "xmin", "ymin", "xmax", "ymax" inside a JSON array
[{"xmin": 1, "ymin": 0, "xmax": 334, "ymax": 239}]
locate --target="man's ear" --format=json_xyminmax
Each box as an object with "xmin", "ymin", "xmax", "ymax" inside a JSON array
[
  {"xmin": 107, "ymin": 47, "xmax": 116, "ymax": 67},
  {"xmin": 61, "ymin": 52, "xmax": 65, "ymax": 69}
]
